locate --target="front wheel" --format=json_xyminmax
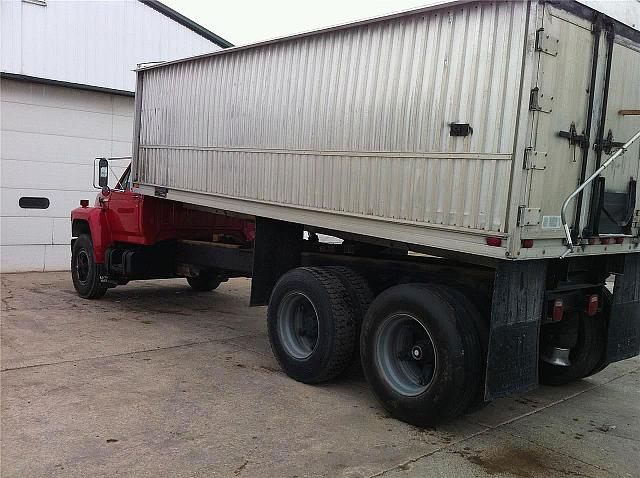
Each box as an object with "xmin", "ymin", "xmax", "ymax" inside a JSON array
[{"xmin": 71, "ymin": 234, "xmax": 107, "ymax": 299}]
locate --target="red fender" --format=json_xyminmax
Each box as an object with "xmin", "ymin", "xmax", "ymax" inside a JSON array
[{"xmin": 71, "ymin": 205, "xmax": 113, "ymax": 264}]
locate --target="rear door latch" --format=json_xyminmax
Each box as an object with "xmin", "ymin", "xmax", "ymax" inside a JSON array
[
  {"xmin": 595, "ymin": 129, "xmax": 625, "ymax": 155},
  {"xmin": 558, "ymin": 122, "xmax": 589, "ymax": 149}
]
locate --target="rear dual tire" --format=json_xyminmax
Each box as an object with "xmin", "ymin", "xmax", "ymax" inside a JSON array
[
  {"xmin": 539, "ymin": 308, "xmax": 607, "ymax": 386},
  {"xmin": 360, "ymin": 284, "xmax": 485, "ymax": 427},
  {"xmin": 267, "ymin": 267, "xmax": 360, "ymax": 383},
  {"xmin": 268, "ymin": 268, "xmax": 487, "ymax": 426},
  {"xmin": 326, "ymin": 266, "xmax": 373, "ymax": 364}
]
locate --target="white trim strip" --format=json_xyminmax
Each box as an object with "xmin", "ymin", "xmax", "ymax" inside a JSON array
[{"xmin": 139, "ymin": 145, "xmax": 512, "ymax": 161}]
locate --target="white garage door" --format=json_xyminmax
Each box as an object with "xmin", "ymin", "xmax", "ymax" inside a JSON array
[{"xmin": 0, "ymin": 79, "xmax": 134, "ymax": 272}]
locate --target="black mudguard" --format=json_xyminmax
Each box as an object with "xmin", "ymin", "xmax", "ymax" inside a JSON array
[
  {"xmin": 485, "ymin": 260, "xmax": 548, "ymax": 400},
  {"xmin": 606, "ymin": 253, "xmax": 640, "ymax": 363},
  {"xmin": 250, "ymin": 217, "xmax": 303, "ymax": 306}
]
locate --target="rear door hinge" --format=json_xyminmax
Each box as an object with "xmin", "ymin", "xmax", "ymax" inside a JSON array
[
  {"xmin": 536, "ymin": 28, "xmax": 559, "ymax": 56},
  {"xmin": 518, "ymin": 206, "xmax": 541, "ymax": 226},
  {"xmin": 523, "ymin": 148, "xmax": 548, "ymax": 170},
  {"xmin": 529, "ymin": 87, "xmax": 553, "ymax": 113}
]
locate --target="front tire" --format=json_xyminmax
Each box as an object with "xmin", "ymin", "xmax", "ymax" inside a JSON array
[
  {"xmin": 71, "ymin": 234, "xmax": 107, "ymax": 299},
  {"xmin": 360, "ymin": 284, "xmax": 482, "ymax": 427},
  {"xmin": 267, "ymin": 267, "xmax": 357, "ymax": 383}
]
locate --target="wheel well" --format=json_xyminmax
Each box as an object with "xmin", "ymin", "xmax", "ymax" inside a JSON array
[{"xmin": 72, "ymin": 219, "xmax": 90, "ymax": 238}]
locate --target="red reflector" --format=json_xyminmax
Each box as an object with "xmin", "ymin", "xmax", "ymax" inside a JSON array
[
  {"xmin": 600, "ymin": 238, "xmax": 611, "ymax": 245},
  {"xmin": 615, "ymin": 237, "xmax": 624, "ymax": 244},
  {"xmin": 552, "ymin": 299, "xmax": 564, "ymax": 322},
  {"xmin": 521, "ymin": 239, "xmax": 534, "ymax": 249},
  {"xmin": 486, "ymin": 236, "xmax": 502, "ymax": 247},
  {"xmin": 587, "ymin": 294, "xmax": 599, "ymax": 316},
  {"xmin": 80, "ymin": 199, "xmax": 89, "ymax": 208}
]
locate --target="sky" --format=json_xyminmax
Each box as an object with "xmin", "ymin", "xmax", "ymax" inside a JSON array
[
  {"xmin": 162, "ymin": 0, "xmax": 639, "ymax": 47},
  {"xmin": 162, "ymin": 0, "xmax": 441, "ymax": 46}
]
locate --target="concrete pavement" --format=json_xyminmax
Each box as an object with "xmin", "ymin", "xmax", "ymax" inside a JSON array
[{"xmin": 1, "ymin": 272, "xmax": 638, "ymax": 477}]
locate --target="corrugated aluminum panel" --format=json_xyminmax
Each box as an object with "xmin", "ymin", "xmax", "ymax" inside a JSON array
[
  {"xmin": 136, "ymin": 1, "xmax": 530, "ymax": 235},
  {"xmin": 522, "ymin": 4, "xmax": 597, "ymax": 239},
  {"xmin": 600, "ymin": 40, "xmax": 640, "ymax": 196},
  {"xmin": 0, "ymin": 0, "xmax": 220, "ymax": 92}
]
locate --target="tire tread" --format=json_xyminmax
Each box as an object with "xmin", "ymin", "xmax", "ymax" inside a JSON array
[
  {"xmin": 267, "ymin": 267, "xmax": 357, "ymax": 383},
  {"xmin": 71, "ymin": 234, "xmax": 107, "ymax": 300},
  {"xmin": 302, "ymin": 267, "xmax": 357, "ymax": 382}
]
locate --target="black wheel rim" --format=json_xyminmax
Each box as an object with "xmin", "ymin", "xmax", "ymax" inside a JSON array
[
  {"xmin": 76, "ymin": 250, "xmax": 90, "ymax": 284},
  {"xmin": 276, "ymin": 291, "xmax": 319, "ymax": 360},
  {"xmin": 374, "ymin": 313, "xmax": 437, "ymax": 397}
]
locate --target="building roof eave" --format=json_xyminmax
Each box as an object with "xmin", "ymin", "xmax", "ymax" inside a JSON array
[
  {"xmin": 137, "ymin": 0, "xmax": 233, "ymax": 48},
  {"xmin": 0, "ymin": 72, "xmax": 136, "ymax": 96}
]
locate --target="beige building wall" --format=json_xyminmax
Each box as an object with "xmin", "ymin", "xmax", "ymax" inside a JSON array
[{"xmin": 0, "ymin": 78, "xmax": 133, "ymax": 272}]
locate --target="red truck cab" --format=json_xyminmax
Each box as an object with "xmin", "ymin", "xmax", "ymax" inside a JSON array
[{"xmin": 70, "ymin": 160, "xmax": 254, "ymax": 298}]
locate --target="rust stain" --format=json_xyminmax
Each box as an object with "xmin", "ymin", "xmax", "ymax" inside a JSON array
[{"xmin": 462, "ymin": 447, "xmax": 593, "ymax": 478}]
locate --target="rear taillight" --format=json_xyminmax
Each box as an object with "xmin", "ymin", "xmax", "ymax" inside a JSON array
[
  {"xmin": 80, "ymin": 200, "xmax": 89, "ymax": 208},
  {"xmin": 552, "ymin": 299, "xmax": 564, "ymax": 322},
  {"xmin": 587, "ymin": 294, "xmax": 599, "ymax": 316},
  {"xmin": 521, "ymin": 239, "xmax": 534, "ymax": 248},
  {"xmin": 486, "ymin": 236, "xmax": 502, "ymax": 247},
  {"xmin": 615, "ymin": 237, "xmax": 624, "ymax": 244},
  {"xmin": 600, "ymin": 238, "xmax": 611, "ymax": 245}
]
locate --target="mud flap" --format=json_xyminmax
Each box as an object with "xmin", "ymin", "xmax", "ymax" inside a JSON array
[
  {"xmin": 606, "ymin": 254, "xmax": 640, "ymax": 363},
  {"xmin": 485, "ymin": 260, "xmax": 548, "ymax": 400},
  {"xmin": 250, "ymin": 217, "xmax": 303, "ymax": 306}
]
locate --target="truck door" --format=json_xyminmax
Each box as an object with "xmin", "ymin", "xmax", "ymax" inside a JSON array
[
  {"xmin": 521, "ymin": 4, "xmax": 599, "ymax": 240},
  {"xmin": 589, "ymin": 39, "xmax": 640, "ymax": 237},
  {"xmin": 107, "ymin": 166, "xmax": 143, "ymax": 241}
]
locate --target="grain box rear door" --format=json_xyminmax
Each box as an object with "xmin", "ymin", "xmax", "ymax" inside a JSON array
[
  {"xmin": 522, "ymin": 4, "xmax": 598, "ymax": 239},
  {"xmin": 589, "ymin": 38, "xmax": 640, "ymax": 237}
]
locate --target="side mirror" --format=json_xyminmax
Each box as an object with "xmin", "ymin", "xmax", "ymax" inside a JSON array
[
  {"xmin": 101, "ymin": 186, "xmax": 111, "ymax": 197},
  {"xmin": 98, "ymin": 158, "xmax": 109, "ymax": 188}
]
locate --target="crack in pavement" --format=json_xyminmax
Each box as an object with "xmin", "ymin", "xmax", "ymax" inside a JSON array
[
  {"xmin": 1, "ymin": 275, "xmax": 16, "ymax": 311},
  {"xmin": 0, "ymin": 333, "xmax": 263, "ymax": 372},
  {"xmin": 368, "ymin": 366, "xmax": 640, "ymax": 477}
]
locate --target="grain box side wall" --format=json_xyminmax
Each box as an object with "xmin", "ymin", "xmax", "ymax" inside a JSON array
[{"xmin": 135, "ymin": 0, "xmax": 530, "ymax": 251}]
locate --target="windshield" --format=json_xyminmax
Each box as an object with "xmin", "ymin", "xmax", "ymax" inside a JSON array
[{"xmin": 116, "ymin": 166, "xmax": 132, "ymax": 191}]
